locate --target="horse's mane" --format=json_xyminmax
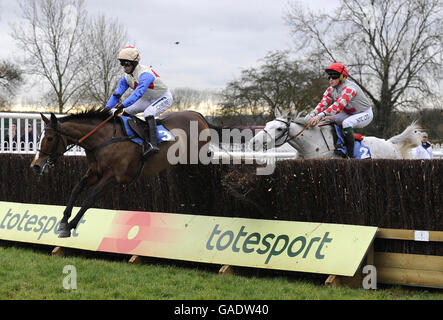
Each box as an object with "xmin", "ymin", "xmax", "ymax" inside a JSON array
[
  {"xmin": 293, "ymin": 117, "xmax": 306, "ymax": 125},
  {"xmin": 59, "ymin": 108, "xmax": 111, "ymax": 123},
  {"xmin": 277, "ymin": 112, "xmax": 306, "ymax": 126}
]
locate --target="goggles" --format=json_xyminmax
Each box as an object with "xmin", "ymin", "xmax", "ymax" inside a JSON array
[
  {"xmin": 327, "ymin": 72, "xmax": 341, "ymax": 80},
  {"xmin": 120, "ymin": 60, "xmax": 133, "ymax": 67}
]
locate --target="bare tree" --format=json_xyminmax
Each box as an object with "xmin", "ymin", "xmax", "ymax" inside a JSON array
[
  {"xmin": 172, "ymin": 87, "xmax": 220, "ymax": 114},
  {"xmin": 10, "ymin": 0, "xmax": 88, "ymax": 113},
  {"xmin": 221, "ymin": 51, "xmax": 327, "ymax": 117},
  {"xmin": 80, "ymin": 14, "xmax": 128, "ymax": 107},
  {"xmin": 286, "ymin": 0, "xmax": 442, "ymax": 136},
  {"xmin": 0, "ymin": 60, "xmax": 23, "ymax": 106}
]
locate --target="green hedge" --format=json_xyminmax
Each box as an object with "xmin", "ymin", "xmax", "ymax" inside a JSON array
[{"xmin": 1, "ymin": 154, "xmax": 441, "ymax": 254}]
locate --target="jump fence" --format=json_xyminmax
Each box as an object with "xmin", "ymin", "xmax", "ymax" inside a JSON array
[{"xmin": 0, "ymin": 154, "xmax": 440, "ymax": 257}]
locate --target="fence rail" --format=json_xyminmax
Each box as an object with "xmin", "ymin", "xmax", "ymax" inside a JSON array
[{"xmin": 0, "ymin": 112, "xmax": 85, "ymax": 156}]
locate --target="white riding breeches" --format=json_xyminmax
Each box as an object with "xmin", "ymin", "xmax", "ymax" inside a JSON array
[
  {"xmin": 124, "ymin": 90, "xmax": 173, "ymax": 118},
  {"xmin": 332, "ymin": 107, "xmax": 373, "ymax": 129}
]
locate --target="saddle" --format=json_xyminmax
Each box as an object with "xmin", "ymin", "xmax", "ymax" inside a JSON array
[
  {"xmin": 117, "ymin": 115, "xmax": 173, "ymax": 147},
  {"xmin": 127, "ymin": 116, "xmax": 148, "ymax": 142},
  {"xmin": 331, "ymin": 124, "xmax": 371, "ymax": 159}
]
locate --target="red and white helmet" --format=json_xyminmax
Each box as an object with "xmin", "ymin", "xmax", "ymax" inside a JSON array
[{"xmin": 325, "ymin": 62, "xmax": 348, "ymax": 78}]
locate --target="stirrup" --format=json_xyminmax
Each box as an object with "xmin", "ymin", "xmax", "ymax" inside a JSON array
[
  {"xmin": 334, "ymin": 149, "xmax": 347, "ymax": 158},
  {"xmin": 142, "ymin": 143, "xmax": 159, "ymax": 158}
]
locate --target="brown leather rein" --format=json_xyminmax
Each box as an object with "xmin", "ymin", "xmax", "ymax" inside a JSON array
[{"xmin": 38, "ymin": 107, "xmax": 125, "ymax": 162}]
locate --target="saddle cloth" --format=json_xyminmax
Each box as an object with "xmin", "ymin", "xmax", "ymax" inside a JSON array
[
  {"xmin": 333, "ymin": 124, "xmax": 371, "ymax": 159},
  {"xmin": 119, "ymin": 116, "xmax": 175, "ymax": 146}
]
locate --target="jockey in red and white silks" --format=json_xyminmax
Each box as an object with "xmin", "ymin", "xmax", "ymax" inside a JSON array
[
  {"xmin": 311, "ymin": 79, "xmax": 373, "ymax": 129},
  {"xmin": 306, "ymin": 63, "xmax": 373, "ymax": 158}
]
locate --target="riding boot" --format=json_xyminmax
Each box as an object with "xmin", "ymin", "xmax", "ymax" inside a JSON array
[
  {"xmin": 142, "ymin": 115, "xmax": 159, "ymax": 158},
  {"xmin": 343, "ymin": 127, "xmax": 355, "ymax": 159}
]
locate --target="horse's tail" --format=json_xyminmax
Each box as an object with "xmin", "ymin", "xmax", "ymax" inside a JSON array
[{"xmin": 388, "ymin": 121, "xmax": 422, "ymax": 158}]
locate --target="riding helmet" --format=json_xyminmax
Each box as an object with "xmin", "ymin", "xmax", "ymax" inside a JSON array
[{"xmin": 325, "ymin": 62, "xmax": 348, "ymax": 78}]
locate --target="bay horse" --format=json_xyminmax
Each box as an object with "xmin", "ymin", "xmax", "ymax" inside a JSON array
[
  {"xmin": 30, "ymin": 108, "xmax": 212, "ymax": 237},
  {"xmin": 250, "ymin": 109, "xmax": 422, "ymax": 159}
]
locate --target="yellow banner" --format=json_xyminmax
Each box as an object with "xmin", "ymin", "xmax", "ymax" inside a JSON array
[{"xmin": 0, "ymin": 201, "xmax": 377, "ymax": 276}]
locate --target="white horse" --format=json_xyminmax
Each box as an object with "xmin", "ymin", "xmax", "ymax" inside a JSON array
[{"xmin": 250, "ymin": 109, "xmax": 422, "ymax": 159}]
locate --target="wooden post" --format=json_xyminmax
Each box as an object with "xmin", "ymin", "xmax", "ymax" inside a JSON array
[
  {"xmin": 129, "ymin": 255, "xmax": 142, "ymax": 265},
  {"xmin": 51, "ymin": 246, "xmax": 65, "ymax": 257},
  {"xmin": 219, "ymin": 265, "xmax": 235, "ymax": 275},
  {"xmin": 325, "ymin": 267, "xmax": 363, "ymax": 288},
  {"xmin": 325, "ymin": 275, "xmax": 340, "ymax": 287},
  {"xmin": 366, "ymin": 243, "xmax": 374, "ymax": 265}
]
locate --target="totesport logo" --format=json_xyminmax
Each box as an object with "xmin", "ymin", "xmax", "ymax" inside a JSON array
[
  {"xmin": 0, "ymin": 208, "xmax": 85, "ymax": 240},
  {"xmin": 205, "ymin": 224, "xmax": 333, "ymax": 264}
]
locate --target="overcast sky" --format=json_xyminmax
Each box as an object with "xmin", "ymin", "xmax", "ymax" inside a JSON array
[{"xmin": 0, "ymin": 0, "xmax": 341, "ymax": 104}]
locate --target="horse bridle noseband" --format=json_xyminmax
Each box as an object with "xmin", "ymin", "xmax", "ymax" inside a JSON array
[
  {"xmin": 37, "ymin": 122, "xmax": 133, "ymax": 167},
  {"xmin": 262, "ymin": 118, "xmax": 306, "ymax": 149},
  {"xmin": 37, "ymin": 126, "xmax": 71, "ymax": 167}
]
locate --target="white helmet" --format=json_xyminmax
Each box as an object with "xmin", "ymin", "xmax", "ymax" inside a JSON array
[{"xmin": 118, "ymin": 46, "xmax": 140, "ymax": 62}]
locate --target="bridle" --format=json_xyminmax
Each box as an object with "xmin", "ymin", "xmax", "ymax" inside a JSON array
[
  {"xmin": 261, "ymin": 118, "xmax": 308, "ymax": 149},
  {"xmin": 37, "ymin": 126, "xmax": 73, "ymax": 168},
  {"xmin": 36, "ymin": 112, "xmax": 132, "ymax": 169},
  {"xmin": 36, "ymin": 109, "xmax": 120, "ymax": 168}
]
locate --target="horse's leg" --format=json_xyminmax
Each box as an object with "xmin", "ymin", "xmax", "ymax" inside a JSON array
[
  {"xmin": 58, "ymin": 169, "xmax": 97, "ymax": 235},
  {"xmin": 60, "ymin": 170, "xmax": 115, "ymax": 238}
]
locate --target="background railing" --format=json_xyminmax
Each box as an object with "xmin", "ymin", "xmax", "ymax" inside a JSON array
[
  {"xmin": 1, "ymin": 112, "xmax": 441, "ymax": 159},
  {"xmin": 0, "ymin": 112, "xmax": 85, "ymax": 156}
]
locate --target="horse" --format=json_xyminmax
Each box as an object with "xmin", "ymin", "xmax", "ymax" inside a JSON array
[
  {"xmin": 30, "ymin": 108, "xmax": 212, "ymax": 237},
  {"xmin": 249, "ymin": 109, "xmax": 422, "ymax": 159}
]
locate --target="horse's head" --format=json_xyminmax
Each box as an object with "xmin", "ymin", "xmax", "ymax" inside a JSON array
[
  {"xmin": 31, "ymin": 113, "xmax": 67, "ymax": 175},
  {"xmin": 249, "ymin": 107, "xmax": 301, "ymax": 151}
]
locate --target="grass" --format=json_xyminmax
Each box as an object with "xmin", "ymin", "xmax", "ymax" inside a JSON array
[{"xmin": 0, "ymin": 244, "xmax": 442, "ymax": 300}]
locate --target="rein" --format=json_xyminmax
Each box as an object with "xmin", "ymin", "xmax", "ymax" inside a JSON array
[
  {"xmin": 293, "ymin": 124, "xmax": 309, "ymax": 139},
  {"xmin": 38, "ymin": 108, "xmax": 147, "ymax": 184},
  {"xmin": 78, "ymin": 113, "xmax": 115, "ymax": 144},
  {"xmin": 262, "ymin": 118, "xmax": 333, "ymax": 153},
  {"xmin": 38, "ymin": 108, "xmax": 126, "ymax": 162},
  {"xmin": 77, "ymin": 104, "xmax": 124, "ymax": 144},
  {"xmin": 263, "ymin": 119, "xmax": 307, "ymax": 148},
  {"xmin": 291, "ymin": 119, "xmax": 332, "ymax": 139}
]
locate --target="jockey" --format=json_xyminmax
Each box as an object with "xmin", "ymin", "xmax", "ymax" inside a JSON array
[
  {"xmin": 106, "ymin": 46, "xmax": 173, "ymax": 158},
  {"xmin": 305, "ymin": 62, "xmax": 373, "ymax": 158}
]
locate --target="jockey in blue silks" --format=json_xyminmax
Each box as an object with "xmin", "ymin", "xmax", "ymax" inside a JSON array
[{"xmin": 106, "ymin": 46, "xmax": 173, "ymax": 158}]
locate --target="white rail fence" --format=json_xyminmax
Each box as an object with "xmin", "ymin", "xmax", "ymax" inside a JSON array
[
  {"xmin": 0, "ymin": 112, "xmax": 85, "ymax": 155},
  {"xmin": 1, "ymin": 112, "xmax": 442, "ymax": 161}
]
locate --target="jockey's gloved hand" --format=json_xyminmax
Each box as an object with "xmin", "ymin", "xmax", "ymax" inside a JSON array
[
  {"xmin": 304, "ymin": 113, "xmax": 315, "ymax": 123},
  {"xmin": 306, "ymin": 115, "xmax": 322, "ymax": 128},
  {"xmin": 109, "ymin": 107, "xmax": 119, "ymax": 116},
  {"xmin": 110, "ymin": 104, "xmax": 124, "ymax": 116}
]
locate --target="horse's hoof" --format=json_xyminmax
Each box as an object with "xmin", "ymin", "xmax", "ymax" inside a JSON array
[
  {"xmin": 58, "ymin": 222, "xmax": 68, "ymax": 232},
  {"xmin": 58, "ymin": 230, "xmax": 71, "ymax": 238},
  {"xmin": 58, "ymin": 222, "xmax": 71, "ymax": 238}
]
